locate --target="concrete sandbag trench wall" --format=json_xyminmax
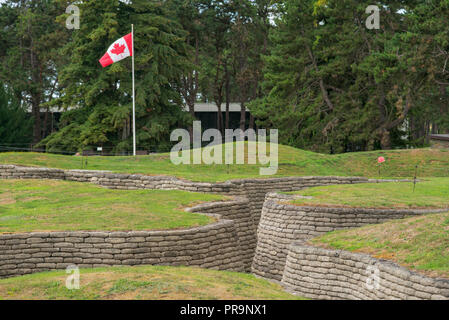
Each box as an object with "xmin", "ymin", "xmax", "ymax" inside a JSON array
[
  {"xmin": 282, "ymin": 244, "xmax": 449, "ymax": 300},
  {"xmin": 0, "ymin": 164, "xmax": 447, "ymax": 299},
  {"xmin": 253, "ymin": 193, "xmax": 449, "ymax": 300},
  {"xmin": 0, "ymin": 164, "xmax": 371, "ymax": 275}
]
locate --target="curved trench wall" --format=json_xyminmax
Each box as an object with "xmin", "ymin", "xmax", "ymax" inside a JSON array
[
  {"xmin": 282, "ymin": 244, "xmax": 449, "ymax": 300},
  {"xmin": 184, "ymin": 198, "xmax": 254, "ymax": 270},
  {"xmin": 0, "ymin": 165, "xmax": 380, "ymax": 269},
  {"xmin": 252, "ymin": 193, "xmax": 446, "ymax": 281},
  {"xmin": 0, "ymin": 200, "xmax": 247, "ymax": 279},
  {"xmin": 2, "ymin": 165, "xmax": 444, "ymax": 299}
]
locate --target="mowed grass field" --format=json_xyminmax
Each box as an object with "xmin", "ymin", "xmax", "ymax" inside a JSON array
[
  {"xmin": 0, "ymin": 180, "xmax": 223, "ymax": 233},
  {"xmin": 1, "ymin": 144, "xmax": 448, "ymax": 300},
  {"xmin": 289, "ymin": 178, "xmax": 449, "ymax": 209},
  {"xmin": 0, "ymin": 144, "xmax": 448, "ymax": 181},
  {"xmin": 0, "ymin": 265, "xmax": 303, "ymax": 300},
  {"xmin": 310, "ymin": 212, "xmax": 449, "ymax": 278}
]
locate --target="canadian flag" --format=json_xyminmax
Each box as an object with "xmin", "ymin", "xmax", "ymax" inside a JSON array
[{"xmin": 99, "ymin": 33, "xmax": 133, "ymax": 68}]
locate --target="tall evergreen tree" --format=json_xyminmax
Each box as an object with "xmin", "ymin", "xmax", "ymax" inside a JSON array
[
  {"xmin": 0, "ymin": 0, "xmax": 67, "ymax": 144},
  {"xmin": 197, "ymin": 0, "xmax": 234, "ymax": 134},
  {"xmin": 406, "ymin": 0, "xmax": 449, "ymax": 143},
  {"xmin": 253, "ymin": 0, "xmax": 436, "ymax": 152},
  {"xmin": 40, "ymin": 0, "xmax": 191, "ymax": 153},
  {"xmin": 166, "ymin": 0, "xmax": 202, "ymax": 122}
]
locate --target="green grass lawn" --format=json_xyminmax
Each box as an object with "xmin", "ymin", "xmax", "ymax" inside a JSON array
[
  {"xmin": 288, "ymin": 178, "xmax": 449, "ymax": 209},
  {"xmin": 0, "ymin": 180, "xmax": 224, "ymax": 233},
  {"xmin": 310, "ymin": 212, "xmax": 449, "ymax": 278},
  {"xmin": 0, "ymin": 143, "xmax": 448, "ymax": 182},
  {"xmin": 0, "ymin": 265, "xmax": 303, "ymax": 300}
]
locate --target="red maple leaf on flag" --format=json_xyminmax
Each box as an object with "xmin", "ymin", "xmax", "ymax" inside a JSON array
[{"xmin": 110, "ymin": 43, "xmax": 126, "ymax": 55}]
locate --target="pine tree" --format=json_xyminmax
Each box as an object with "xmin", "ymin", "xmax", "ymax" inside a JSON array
[
  {"xmin": 0, "ymin": 0, "xmax": 67, "ymax": 144},
  {"xmin": 254, "ymin": 0, "xmax": 434, "ymax": 152},
  {"xmin": 40, "ymin": 0, "xmax": 191, "ymax": 153}
]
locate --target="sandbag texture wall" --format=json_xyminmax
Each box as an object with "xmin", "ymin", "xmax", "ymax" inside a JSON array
[
  {"xmin": 0, "ymin": 220, "xmax": 244, "ymax": 279},
  {"xmin": 0, "ymin": 165, "xmax": 377, "ymax": 270},
  {"xmin": 252, "ymin": 193, "xmax": 446, "ymax": 281},
  {"xmin": 282, "ymin": 244, "xmax": 449, "ymax": 300}
]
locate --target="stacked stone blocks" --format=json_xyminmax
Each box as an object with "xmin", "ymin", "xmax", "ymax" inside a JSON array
[{"xmin": 282, "ymin": 244, "xmax": 449, "ymax": 300}]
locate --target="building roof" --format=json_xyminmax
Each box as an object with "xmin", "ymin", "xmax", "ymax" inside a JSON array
[
  {"xmin": 430, "ymin": 134, "xmax": 449, "ymax": 141},
  {"xmin": 184, "ymin": 103, "xmax": 248, "ymax": 113},
  {"xmin": 26, "ymin": 106, "xmax": 78, "ymax": 113},
  {"xmin": 29, "ymin": 103, "xmax": 248, "ymax": 114}
]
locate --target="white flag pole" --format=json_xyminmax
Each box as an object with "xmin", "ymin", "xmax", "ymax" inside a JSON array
[{"xmin": 131, "ymin": 24, "xmax": 136, "ymax": 156}]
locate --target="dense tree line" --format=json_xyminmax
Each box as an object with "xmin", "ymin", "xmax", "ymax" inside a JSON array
[
  {"xmin": 0, "ymin": 0, "xmax": 448, "ymax": 154},
  {"xmin": 251, "ymin": 0, "xmax": 449, "ymax": 153}
]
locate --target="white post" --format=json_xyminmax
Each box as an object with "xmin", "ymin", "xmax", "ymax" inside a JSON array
[{"xmin": 132, "ymin": 24, "xmax": 136, "ymax": 156}]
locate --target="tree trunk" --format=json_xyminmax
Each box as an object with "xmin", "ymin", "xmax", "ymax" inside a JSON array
[
  {"xmin": 225, "ymin": 62, "xmax": 230, "ymax": 130},
  {"xmin": 302, "ymin": 30, "xmax": 334, "ymax": 112},
  {"xmin": 42, "ymin": 107, "xmax": 49, "ymax": 138},
  {"xmin": 216, "ymin": 100, "xmax": 224, "ymax": 136},
  {"xmin": 249, "ymin": 114, "xmax": 255, "ymax": 130},
  {"xmin": 240, "ymin": 102, "xmax": 246, "ymax": 131},
  {"xmin": 439, "ymin": 83, "xmax": 447, "ymax": 133},
  {"xmin": 30, "ymin": 38, "xmax": 42, "ymax": 145},
  {"xmin": 186, "ymin": 91, "xmax": 196, "ymax": 145},
  {"xmin": 380, "ymin": 129, "xmax": 391, "ymax": 150},
  {"xmin": 32, "ymin": 95, "xmax": 41, "ymax": 144}
]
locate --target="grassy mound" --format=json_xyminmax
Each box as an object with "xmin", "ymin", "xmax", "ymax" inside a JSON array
[
  {"xmin": 0, "ymin": 180, "xmax": 223, "ymax": 233},
  {"xmin": 0, "ymin": 144, "xmax": 448, "ymax": 182},
  {"xmin": 310, "ymin": 212, "xmax": 449, "ymax": 278},
  {"xmin": 288, "ymin": 178, "xmax": 449, "ymax": 209},
  {"xmin": 0, "ymin": 265, "xmax": 302, "ymax": 300}
]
